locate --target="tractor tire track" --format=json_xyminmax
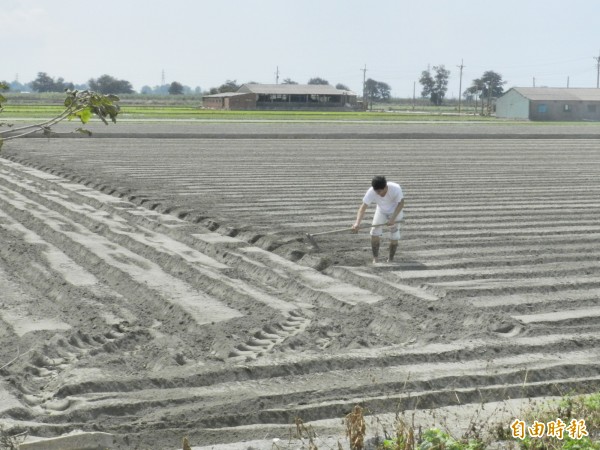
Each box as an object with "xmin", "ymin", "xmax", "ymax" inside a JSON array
[{"xmin": 1, "ymin": 132, "xmax": 599, "ymax": 448}]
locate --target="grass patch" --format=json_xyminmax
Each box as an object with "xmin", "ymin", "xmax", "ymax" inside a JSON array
[
  {"xmin": 270, "ymin": 392, "xmax": 600, "ymax": 449},
  {"xmin": 6, "ymin": 104, "xmax": 600, "ymax": 124},
  {"xmin": 2, "ymin": 103, "xmax": 498, "ymax": 121},
  {"xmin": 5, "ymin": 94, "xmax": 600, "ymax": 124},
  {"xmin": 0, "ymin": 93, "xmax": 495, "ymax": 121},
  {"xmin": 511, "ymin": 392, "xmax": 600, "ymax": 449}
]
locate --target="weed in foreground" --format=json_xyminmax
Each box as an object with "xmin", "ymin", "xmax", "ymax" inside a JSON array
[
  {"xmin": 283, "ymin": 392, "xmax": 599, "ymax": 449},
  {"xmin": 289, "ymin": 417, "xmax": 319, "ymax": 450},
  {"xmin": 507, "ymin": 392, "xmax": 600, "ymax": 450},
  {"xmin": 0, "ymin": 427, "xmax": 27, "ymax": 450},
  {"xmin": 379, "ymin": 414, "xmax": 416, "ymax": 450},
  {"xmin": 376, "ymin": 409, "xmax": 486, "ymax": 450},
  {"xmin": 345, "ymin": 405, "xmax": 367, "ymax": 450}
]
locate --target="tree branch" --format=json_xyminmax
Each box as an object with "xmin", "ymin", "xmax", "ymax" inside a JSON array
[
  {"xmin": 0, "ymin": 108, "xmax": 78, "ymax": 136},
  {"xmin": 0, "ymin": 90, "xmax": 120, "ymax": 149}
]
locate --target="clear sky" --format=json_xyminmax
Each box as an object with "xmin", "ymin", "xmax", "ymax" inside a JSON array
[{"xmin": 4, "ymin": 0, "xmax": 600, "ymax": 98}]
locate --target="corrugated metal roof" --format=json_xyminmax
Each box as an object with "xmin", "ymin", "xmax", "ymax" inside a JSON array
[
  {"xmin": 510, "ymin": 87, "xmax": 600, "ymax": 101},
  {"xmin": 203, "ymin": 92, "xmax": 253, "ymax": 98},
  {"xmin": 238, "ymin": 83, "xmax": 356, "ymax": 96}
]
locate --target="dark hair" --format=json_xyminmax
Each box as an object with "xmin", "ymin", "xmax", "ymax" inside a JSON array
[{"xmin": 371, "ymin": 175, "xmax": 387, "ymax": 190}]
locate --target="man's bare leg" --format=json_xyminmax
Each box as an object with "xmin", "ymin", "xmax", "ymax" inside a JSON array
[
  {"xmin": 388, "ymin": 240, "xmax": 398, "ymax": 262},
  {"xmin": 371, "ymin": 236, "xmax": 380, "ymax": 264}
]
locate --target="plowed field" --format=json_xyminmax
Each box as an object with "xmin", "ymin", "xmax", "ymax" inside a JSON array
[{"xmin": 0, "ymin": 123, "xmax": 599, "ymax": 449}]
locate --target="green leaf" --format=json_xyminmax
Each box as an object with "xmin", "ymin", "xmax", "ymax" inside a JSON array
[{"xmin": 77, "ymin": 108, "xmax": 93, "ymax": 124}]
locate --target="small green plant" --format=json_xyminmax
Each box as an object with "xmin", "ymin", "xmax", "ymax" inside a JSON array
[
  {"xmin": 382, "ymin": 428, "xmax": 484, "ymax": 450},
  {"xmin": 415, "ymin": 429, "xmax": 483, "ymax": 450},
  {"xmin": 381, "ymin": 415, "xmax": 416, "ymax": 450}
]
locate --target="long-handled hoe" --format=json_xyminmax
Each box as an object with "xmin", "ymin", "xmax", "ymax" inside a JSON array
[{"xmin": 306, "ymin": 220, "xmax": 402, "ymax": 251}]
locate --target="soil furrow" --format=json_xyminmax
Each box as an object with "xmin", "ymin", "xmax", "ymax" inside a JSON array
[{"xmin": 1, "ymin": 131, "xmax": 599, "ymax": 448}]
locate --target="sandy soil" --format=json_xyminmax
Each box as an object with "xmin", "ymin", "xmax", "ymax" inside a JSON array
[{"xmin": 0, "ymin": 122, "xmax": 599, "ymax": 449}]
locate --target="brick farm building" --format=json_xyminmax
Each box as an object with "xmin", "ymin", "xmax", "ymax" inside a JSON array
[{"xmin": 203, "ymin": 83, "xmax": 358, "ymax": 111}]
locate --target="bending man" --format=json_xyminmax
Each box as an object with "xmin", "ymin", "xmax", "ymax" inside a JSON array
[{"xmin": 352, "ymin": 175, "xmax": 405, "ymax": 264}]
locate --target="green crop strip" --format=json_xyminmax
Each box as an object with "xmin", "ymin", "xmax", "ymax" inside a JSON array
[{"xmin": 3, "ymin": 104, "xmax": 500, "ymax": 122}]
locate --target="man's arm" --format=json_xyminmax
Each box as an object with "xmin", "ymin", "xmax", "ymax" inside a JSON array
[
  {"xmin": 352, "ymin": 203, "xmax": 369, "ymax": 232},
  {"xmin": 387, "ymin": 198, "xmax": 405, "ymax": 226}
]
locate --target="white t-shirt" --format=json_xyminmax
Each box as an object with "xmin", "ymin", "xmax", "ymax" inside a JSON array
[{"xmin": 363, "ymin": 182, "xmax": 404, "ymax": 217}]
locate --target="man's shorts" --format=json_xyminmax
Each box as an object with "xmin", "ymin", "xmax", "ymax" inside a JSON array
[{"xmin": 370, "ymin": 209, "xmax": 401, "ymax": 240}]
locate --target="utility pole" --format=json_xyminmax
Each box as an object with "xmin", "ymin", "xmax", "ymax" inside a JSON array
[
  {"xmin": 412, "ymin": 81, "xmax": 416, "ymax": 110},
  {"xmin": 487, "ymin": 81, "xmax": 494, "ymax": 115},
  {"xmin": 361, "ymin": 64, "xmax": 367, "ymax": 111},
  {"xmin": 457, "ymin": 59, "xmax": 465, "ymax": 114},
  {"xmin": 533, "ymin": 77, "xmax": 536, "ymax": 88},
  {"xmin": 161, "ymin": 69, "xmax": 166, "ymax": 86},
  {"xmin": 275, "ymin": 66, "xmax": 280, "ymax": 84},
  {"xmin": 595, "ymin": 51, "xmax": 600, "ymax": 88}
]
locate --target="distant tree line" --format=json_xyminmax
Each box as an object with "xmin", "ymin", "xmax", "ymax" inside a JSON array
[
  {"xmin": 7, "ymin": 72, "xmax": 394, "ymax": 99},
  {"xmin": 141, "ymin": 82, "xmax": 201, "ymax": 95},
  {"xmin": 209, "ymin": 80, "xmax": 241, "ymax": 94},
  {"xmin": 3, "ymin": 72, "xmax": 201, "ymax": 96},
  {"xmin": 419, "ymin": 65, "xmax": 506, "ymax": 109},
  {"xmin": 31, "ymin": 72, "xmax": 75, "ymax": 93},
  {"xmin": 3, "ymin": 79, "xmax": 34, "ymax": 92},
  {"xmin": 16, "ymin": 72, "xmax": 136, "ymax": 94},
  {"xmin": 8, "ymin": 68, "xmax": 509, "ymax": 105},
  {"xmin": 365, "ymin": 78, "xmax": 391, "ymax": 101},
  {"xmin": 419, "ymin": 65, "xmax": 451, "ymax": 106},
  {"xmin": 464, "ymin": 70, "xmax": 506, "ymax": 114}
]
